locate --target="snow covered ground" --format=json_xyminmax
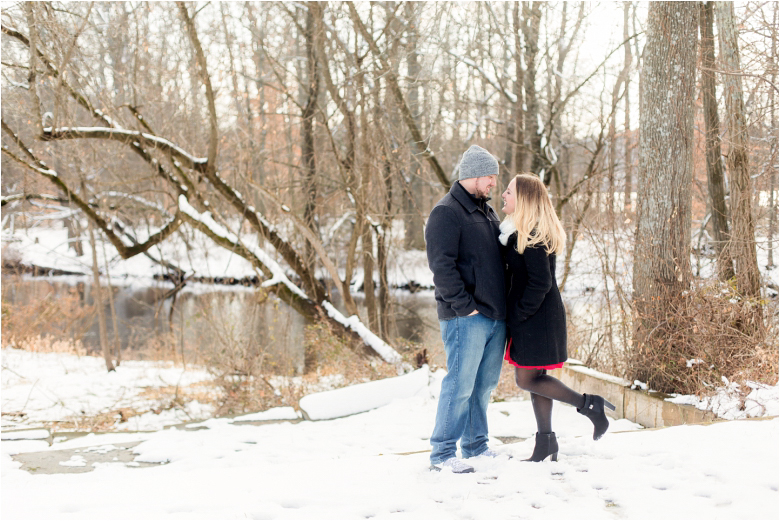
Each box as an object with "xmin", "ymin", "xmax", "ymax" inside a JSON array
[
  {"xmin": 2, "ymin": 349, "xmax": 778, "ymax": 519},
  {"xmin": 1, "ymin": 348, "xmax": 219, "ymax": 432}
]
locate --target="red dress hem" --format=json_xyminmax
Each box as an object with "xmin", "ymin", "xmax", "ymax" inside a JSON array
[{"xmin": 504, "ymin": 338, "xmax": 564, "ymax": 370}]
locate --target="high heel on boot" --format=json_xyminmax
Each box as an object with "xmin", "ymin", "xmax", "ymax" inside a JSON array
[
  {"xmin": 524, "ymin": 432, "xmax": 559, "ymax": 462},
  {"xmin": 577, "ymin": 394, "xmax": 616, "ymax": 440}
]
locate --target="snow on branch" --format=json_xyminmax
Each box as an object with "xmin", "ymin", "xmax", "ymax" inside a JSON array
[
  {"xmin": 103, "ymin": 191, "xmax": 170, "ymax": 216},
  {"xmin": 1, "ymin": 193, "xmax": 70, "ymax": 206},
  {"xmin": 41, "ymin": 127, "xmax": 208, "ymax": 170},
  {"xmin": 177, "ymin": 194, "xmax": 307, "ymax": 300},
  {"xmin": 178, "ymin": 194, "xmax": 402, "ymax": 364},
  {"xmin": 2, "ymin": 119, "xmax": 183, "ymax": 259},
  {"xmin": 321, "ymin": 301, "xmax": 403, "ymax": 365},
  {"xmin": 1, "ymin": 25, "xmax": 120, "ymax": 130}
]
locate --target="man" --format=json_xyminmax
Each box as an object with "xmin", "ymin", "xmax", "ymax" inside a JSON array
[{"xmin": 425, "ymin": 145, "xmax": 507, "ymax": 473}]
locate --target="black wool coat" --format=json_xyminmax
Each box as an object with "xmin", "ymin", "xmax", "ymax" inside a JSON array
[
  {"xmin": 503, "ymin": 233, "xmax": 567, "ymax": 367},
  {"xmin": 425, "ymin": 182, "xmax": 506, "ymax": 321}
]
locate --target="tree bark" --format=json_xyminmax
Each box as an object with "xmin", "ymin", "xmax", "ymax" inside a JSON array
[
  {"xmin": 607, "ymin": 3, "xmax": 633, "ymax": 216},
  {"xmin": 348, "ymin": 2, "xmax": 451, "ymax": 191},
  {"xmin": 623, "ymin": 2, "xmax": 633, "ymax": 213},
  {"xmin": 178, "ymin": 2, "xmax": 218, "ymax": 177},
  {"xmin": 523, "ymin": 2, "xmax": 543, "ymax": 176},
  {"xmin": 23, "ymin": 3, "xmax": 43, "ymax": 136},
  {"xmin": 302, "ymin": 3, "xmax": 320, "ymax": 240},
  {"xmin": 512, "ymin": 3, "xmax": 526, "ymax": 179},
  {"xmin": 715, "ymin": 1, "xmax": 761, "ymax": 297},
  {"xmin": 633, "ymin": 2, "xmax": 698, "ymax": 349},
  {"xmin": 88, "ymin": 218, "xmax": 115, "ymax": 372},
  {"xmin": 101, "ymin": 241, "xmax": 122, "ymax": 366},
  {"xmin": 403, "ymin": 2, "xmax": 426, "ymax": 250},
  {"xmin": 769, "ymin": 2, "xmax": 778, "ymax": 270},
  {"xmin": 699, "ymin": 1, "xmax": 736, "ymax": 282}
]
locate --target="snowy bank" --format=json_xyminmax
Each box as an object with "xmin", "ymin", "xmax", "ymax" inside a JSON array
[{"xmin": 299, "ymin": 366, "xmax": 431, "ymax": 420}]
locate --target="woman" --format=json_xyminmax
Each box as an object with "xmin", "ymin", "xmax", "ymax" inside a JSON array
[{"xmin": 499, "ymin": 174, "xmax": 614, "ymax": 462}]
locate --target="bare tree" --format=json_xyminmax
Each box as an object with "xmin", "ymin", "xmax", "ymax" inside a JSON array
[
  {"xmin": 700, "ymin": 1, "xmax": 736, "ymax": 282},
  {"xmin": 770, "ymin": 2, "xmax": 778, "ymax": 270},
  {"xmin": 715, "ymin": 1, "xmax": 762, "ymax": 298},
  {"xmin": 87, "ymin": 214, "xmax": 115, "ymax": 372},
  {"xmin": 607, "ymin": 3, "xmax": 633, "ymax": 214},
  {"xmin": 623, "ymin": 2, "xmax": 634, "ymax": 213},
  {"xmin": 522, "ymin": 2, "xmax": 543, "ymax": 175}
]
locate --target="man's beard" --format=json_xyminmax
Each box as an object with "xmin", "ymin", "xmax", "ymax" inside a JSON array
[{"xmin": 475, "ymin": 185, "xmax": 491, "ymax": 199}]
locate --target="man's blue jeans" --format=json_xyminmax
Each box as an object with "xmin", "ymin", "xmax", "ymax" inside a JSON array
[{"xmin": 430, "ymin": 313, "xmax": 506, "ymax": 464}]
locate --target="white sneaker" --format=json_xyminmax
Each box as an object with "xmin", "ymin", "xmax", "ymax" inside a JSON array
[
  {"xmin": 477, "ymin": 449, "xmax": 512, "ymax": 459},
  {"xmin": 431, "ymin": 457, "xmax": 475, "ymax": 474}
]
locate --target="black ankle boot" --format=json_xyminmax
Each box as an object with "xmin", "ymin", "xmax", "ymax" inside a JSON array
[
  {"xmin": 577, "ymin": 394, "xmax": 616, "ymax": 440},
  {"xmin": 524, "ymin": 432, "xmax": 559, "ymax": 462}
]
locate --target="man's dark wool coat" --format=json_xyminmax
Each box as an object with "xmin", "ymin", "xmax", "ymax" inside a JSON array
[
  {"xmin": 425, "ymin": 182, "xmax": 506, "ymax": 321},
  {"xmin": 503, "ymin": 232, "xmax": 567, "ymax": 367}
]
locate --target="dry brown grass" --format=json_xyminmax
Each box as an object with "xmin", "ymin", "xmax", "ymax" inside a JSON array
[
  {"xmin": 5, "ymin": 334, "xmax": 87, "ymax": 355},
  {"xmin": 2, "ymin": 279, "xmax": 96, "ymax": 351},
  {"xmin": 630, "ymin": 281, "xmax": 778, "ymax": 395},
  {"xmin": 303, "ymin": 321, "xmax": 400, "ymax": 382}
]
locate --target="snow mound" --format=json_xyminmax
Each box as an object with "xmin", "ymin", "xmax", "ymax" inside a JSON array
[
  {"xmin": 667, "ymin": 381, "xmax": 779, "ymax": 420},
  {"xmin": 299, "ymin": 367, "xmax": 430, "ymax": 421},
  {"xmin": 231, "ymin": 407, "xmax": 300, "ymax": 422},
  {"xmin": 1, "ymin": 429, "xmax": 50, "ymax": 441}
]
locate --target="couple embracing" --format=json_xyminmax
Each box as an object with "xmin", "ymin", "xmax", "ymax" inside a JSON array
[{"xmin": 425, "ymin": 145, "xmax": 614, "ymax": 474}]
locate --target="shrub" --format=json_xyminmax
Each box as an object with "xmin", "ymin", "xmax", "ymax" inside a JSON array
[{"xmin": 629, "ymin": 281, "xmax": 777, "ymax": 395}]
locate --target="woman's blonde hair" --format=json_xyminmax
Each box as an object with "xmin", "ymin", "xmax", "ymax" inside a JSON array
[{"xmin": 507, "ymin": 174, "xmax": 566, "ymax": 255}]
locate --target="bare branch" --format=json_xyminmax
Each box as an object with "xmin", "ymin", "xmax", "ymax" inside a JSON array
[
  {"xmin": 347, "ymin": 1, "xmax": 451, "ymax": 191},
  {"xmin": 2, "ymin": 119, "xmax": 183, "ymax": 259},
  {"xmin": 177, "ymin": 2, "xmax": 218, "ymax": 176}
]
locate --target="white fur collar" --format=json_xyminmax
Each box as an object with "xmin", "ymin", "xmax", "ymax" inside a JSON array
[{"xmin": 498, "ymin": 219, "xmax": 516, "ymax": 246}]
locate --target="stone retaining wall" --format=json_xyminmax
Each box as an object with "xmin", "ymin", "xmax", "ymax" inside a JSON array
[{"xmin": 549, "ymin": 361, "xmax": 717, "ymax": 428}]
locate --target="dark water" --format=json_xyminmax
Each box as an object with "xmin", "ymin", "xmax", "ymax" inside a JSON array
[{"xmin": 1, "ymin": 278, "xmax": 442, "ymax": 374}]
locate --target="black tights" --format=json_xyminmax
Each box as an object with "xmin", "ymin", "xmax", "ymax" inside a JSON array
[{"xmin": 514, "ymin": 368, "xmax": 586, "ymax": 434}]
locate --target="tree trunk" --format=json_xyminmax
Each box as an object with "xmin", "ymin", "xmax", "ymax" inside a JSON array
[
  {"xmin": 358, "ymin": 56, "xmax": 378, "ymax": 330},
  {"xmin": 623, "ymin": 2, "xmax": 633, "ymax": 213},
  {"xmin": 101, "ymin": 241, "xmax": 121, "ymax": 365},
  {"xmin": 246, "ymin": 3, "xmax": 267, "ymax": 213},
  {"xmin": 511, "ymin": 2, "xmax": 526, "ymax": 182},
  {"xmin": 64, "ymin": 197, "xmax": 84, "ymax": 256},
  {"xmin": 633, "ymin": 2, "xmax": 698, "ymax": 359},
  {"xmin": 699, "ymin": 1, "xmax": 736, "ymax": 282},
  {"xmin": 769, "ymin": 2, "xmax": 778, "ymax": 270},
  {"xmin": 607, "ymin": 3, "xmax": 633, "ymax": 217},
  {"xmin": 302, "ymin": 2, "xmax": 321, "ymax": 292},
  {"xmin": 374, "ymin": 77, "xmax": 396, "ymax": 340},
  {"xmin": 402, "ymin": 2, "xmax": 426, "ymax": 250},
  {"xmin": 523, "ymin": 2, "xmax": 543, "ymax": 175},
  {"xmin": 88, "ymin": 219, "xmax": 115, "ymax": 372},
  {"xmin": 715, "ymin": 1, "xmax": 761, "ymax": 298},
  {"xmin": 23, "ymin": 3, "xmax": 43, "ymax": 136}
]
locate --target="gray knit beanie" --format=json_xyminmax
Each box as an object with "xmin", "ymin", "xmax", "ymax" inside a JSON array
[{"xmin": 458, "ymin": 145, "xmax": 499, "ymax": 181}]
